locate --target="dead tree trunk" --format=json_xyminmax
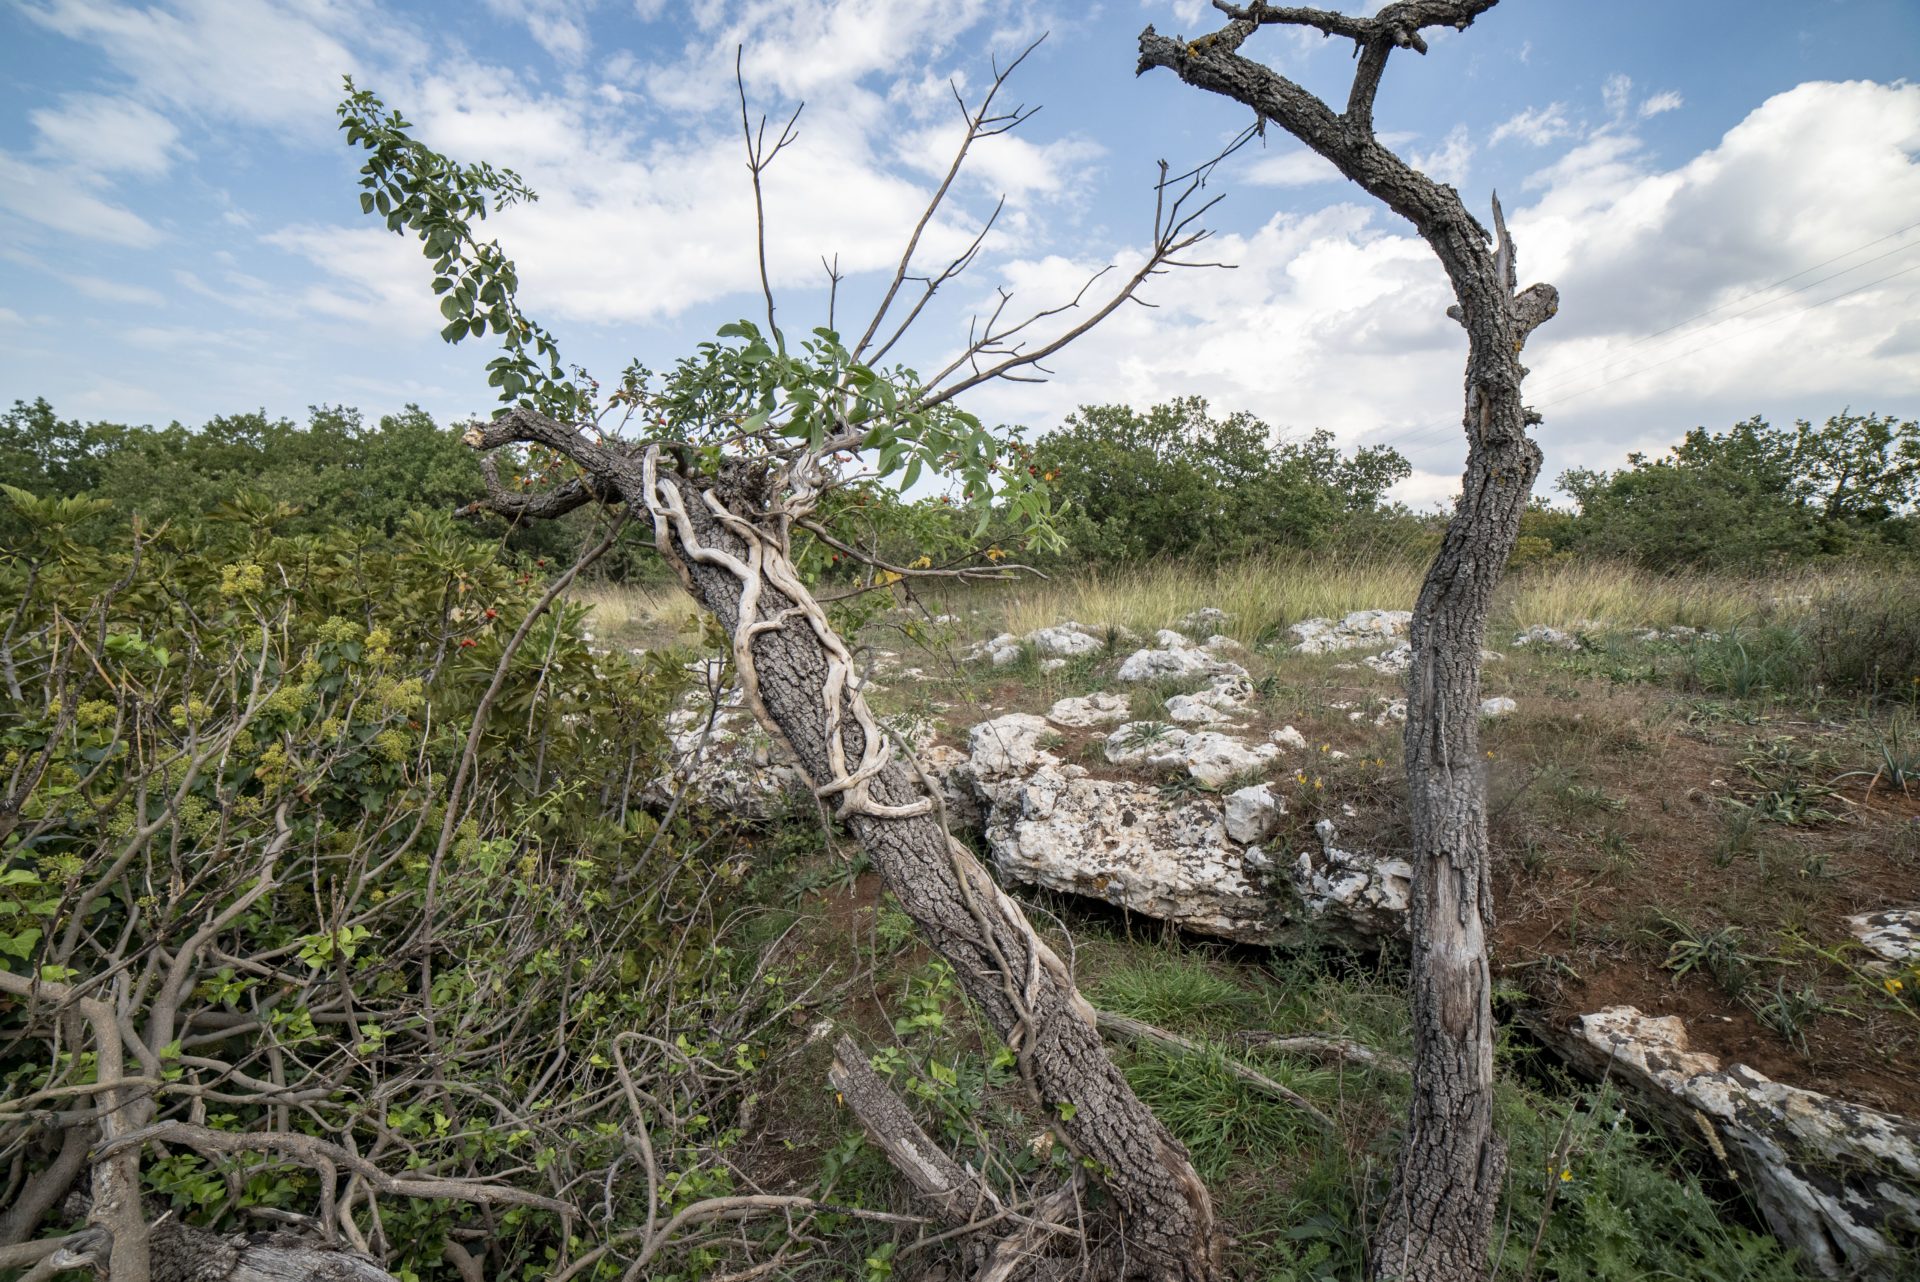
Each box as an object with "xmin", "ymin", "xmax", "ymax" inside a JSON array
[
  {"xmin": 464, "ymin": 419, "xmax": 1219, "ymax": 1281},
  {"xmin": 1139, "ymin": 4, "xmax": 1556, "ymax": 1278}
]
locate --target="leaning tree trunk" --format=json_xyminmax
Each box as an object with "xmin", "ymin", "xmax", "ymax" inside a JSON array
[{"xmin": 636, "ymin": 454, "xmax": 1218, "ymax": 1280}]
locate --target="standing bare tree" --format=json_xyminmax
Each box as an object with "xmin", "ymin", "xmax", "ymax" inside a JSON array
[
  {"xmin": 336, "ymin": 46, "xmax": 1228, "ymax": 1280},
  {"xmin": 1139, "ymin": 4, "xmax": 1558, "ymax": 1279}
]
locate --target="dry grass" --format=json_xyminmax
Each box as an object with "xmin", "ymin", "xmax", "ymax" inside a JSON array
[
  {"xmin": 573, "ymin": 580, "xmax": 699, "ymax": 648},
  {"xmin": 993, "ymin": 551, "xmax": 1429, "ymax": 644}
]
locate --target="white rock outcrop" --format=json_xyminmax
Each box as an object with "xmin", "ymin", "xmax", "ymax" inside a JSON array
[
  {"xmin": 1287, "ymin": 820, "xmax": 1412, "ymax": 941},
  {"xmin": 1224, "ymin": 784, "xmax": 1283, "ymax": 844},
  {"xmin": 1115, "ymin": 640, "xmax": 1248, "ymax": 683},
  {"xmin": 1102, "ymin": 722, "xmax": 1279, "ymax": 787},
  {"xmin": 1288, "ymin": 610, "xmax": 1413, "ymax": 655},
  {"xmin": 1164, "ymin": 674, "xmax": 1256, "ymax": 726},
  {"xmin": 1562, "ymin": 1006, "xmax": 1920, "ymax": 1280},
  {"xmin": 1046, "ymin": 692, "xmax": 1132, "ymax": 728},
  {"xmin": 1028, "ymin": 622, "xmax": 1105, "ymax": 658},
  {"xmin": 648, "ymin": 698, "xmax": 806, "ymax": 820},
  {"xmin": 1363, "ymin": 642, "xmax": 1413, "ymax": 674},
  {"xmin": 967, "ymin": 713, "xmax": 1059, "ymax": 775},
  {"xmin": 1178, "ymin": 606, "xmax": 1230, "ymax": 635},
  {"xmin": 1479, "ymin": 696, "xmax": 1517, "ymax": 718},
  {"xmin": 1512, "ymin": 624, "xmax": 1582, "ymax": 650}
]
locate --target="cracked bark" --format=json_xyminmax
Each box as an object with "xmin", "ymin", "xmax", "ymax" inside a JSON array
[{"xmin": 1139, "ymin": 5, "xmax": 1554, "ymax": 1278}]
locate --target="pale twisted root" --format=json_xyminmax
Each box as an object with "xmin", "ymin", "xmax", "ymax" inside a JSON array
[{"xmin": 636, "ymin": 446, "xmax": 1097, "ymax": 1107}]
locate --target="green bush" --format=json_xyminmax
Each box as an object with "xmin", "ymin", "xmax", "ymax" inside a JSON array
[
  {"xmin": 0, "ymin": 488, "xmax": 792, "ymax": 1279},
  {"xmin": 1030, "ymin": 397, "xmax": 1414, "ymax": 563}
]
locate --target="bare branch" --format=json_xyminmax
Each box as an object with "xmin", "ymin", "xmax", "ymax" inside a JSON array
[
  {"xmin": 97, "ymin": 1120, "xmax": 576, "ymax": 1215},
  {"xmin": 850, "ymin": 35, "xmax": 1045, "ymax": 366},
  {"xmin": 736, "ymin": 46, "xmax": 804, "ymax": 346}
]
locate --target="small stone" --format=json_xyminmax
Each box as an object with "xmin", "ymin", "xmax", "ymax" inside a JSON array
[
  {"xmin": 1271, "ymin": 725, "xmax": 1308, "ymax": 750},
  {"xmin": 1028, "ymin": 623, "xmax": 1104, "ymax": 658},
  {"xmin": 1479, "ymin": 696, "xmax": 1517, "ymax": 718},
  {"xmin": 1224, "ymin": 783, "xmax": 1283, "ymax": 844}
]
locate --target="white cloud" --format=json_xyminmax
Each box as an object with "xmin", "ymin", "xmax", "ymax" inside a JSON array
[
  {"xmin": 1412, "ymin": 124, "xmax": 1472, "ymax": 187},
  {"xmin": 954, "ymin": 80, "xmax": 1920, "ymax": 506},
  {"xmin": 1491, "ymin": 103, "xmax": 1575, "ymax": 147},
  {"xmin": 1244, "ymin": 146, "xmax": 1342, "ymax": 188},
  {"xmin": 1639, "ymin": 89, "xmax": 1683, "ymax": 118},
  {"xmin": 30, "ymin": 93, "xmax": 182, "ymax": 177},
  {"xmin": 0, "ymin": 154, "xmax": 163, "ymax": 245},
  {"xmin": 0, "ymin": 308, "xmax": 25, "ymax": 327},
  {"xmin": 483, "ymin": 0, "xmax": 592, "ymax": 64},
  {"xmin": 1602, "ymin": 72, "xmax": 1634, "ymax": 121},
  {"xmin": 18, "ymin": 0, "xmax": 401, "ymax": 134},
  {"xmin": 65, "ymin": 274, "xmax": 168, "ymax": 306}
]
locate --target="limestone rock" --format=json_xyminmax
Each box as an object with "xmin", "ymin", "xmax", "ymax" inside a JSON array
[
  {"xmin": 1028, "ymin": 622, "xmax": 1104, "ymax": 658},
  {"xmin": 970, "ymin": 632, "xmax": 1022, "ymax": 666},
  {"xmin": 1288, "ymin": 610, "xmax": 1413, "ymax": 655},
  {"xmin": 1846, "ymin": 907, "xmax": 1920, "ymax": 971},
  {"xmin": 1178, "ymin": 606, "xmax": 1230, "ymax": 635},
  {"xmin": 1165, "ymin": 673, "xmax": 1255, "ymax": 725},
  {"xmin": 1363, "ymin": 642, "xmax": 1413, "ymax": 674},
  {"xmin": 1153, "ymin": 627, "xmax": 1191, "ymax": 648},
  {"xmin": 1288, "ymin": 820, "xmax": 1412, "ymax": 941},
  {"xmin": 981, "ymin": 768, "xmax": 1286, "ymax": 943},
  {"xmin": 1270, "ymin": 725, "xmax": 1308, "ymax": 751},
  {"xmin": 1564, "ymin": 1006, "xmax": 1920, "ymax": 1280},
  {"xmin": 1047, "ymin": 692, "xmax": 1131, "ymax": 728},
  {"xmin": 649, "ymin": 698, "xmax": 806, "ymax": 820},
  {"xmin": 1224, "ymin": 783, "xmax": 1283, "ymax": 844},
  {"xmin": 1480, "ymin": 696, "xmax": 1517, "ymax": 718},
  {"xmin": 920, "ymin": 743, "xmax": 985, "ymax": 833},
  {"xmin": 1102, "ymin": 722, "xmax": 1277, "ymax": 786},
  {"xmin": 967, "ymin": 713, "xmax": 1059, "ymax": 776},
  {"xmin": 1184, "ymin": 732, "xmax": 1280, "ymax": 787},
  {"xmin": 1513, "ymin": 624, "xmax": 1582, "ymax": 650},
  {"xmin": 1116, "ymin": 644, "xmax": 1247, "ymax": 683}
]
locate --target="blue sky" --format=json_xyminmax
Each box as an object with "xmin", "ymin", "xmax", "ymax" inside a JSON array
[{"xmin": 2, "ymin": 0, "xmax": 1917, "ymax": 505}]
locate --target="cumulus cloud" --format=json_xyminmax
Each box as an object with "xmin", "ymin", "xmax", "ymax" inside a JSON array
[{"xmin": 960, "ymin": 79, "xmax": 1920, "ymax": 506}]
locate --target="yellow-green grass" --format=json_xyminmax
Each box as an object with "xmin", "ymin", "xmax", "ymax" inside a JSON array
[{"xmin": 572, "ymin": 580, "xmax": 698, "ymax": 648}]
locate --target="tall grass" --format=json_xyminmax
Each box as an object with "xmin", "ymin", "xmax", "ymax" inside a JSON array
[
  {"xmin": 573, "ymin": 580, "xmax": 698, "ymax": 647},
  {"xmin": 995, "ymin": 550, "xmax": 1429, "ymax": 645}
]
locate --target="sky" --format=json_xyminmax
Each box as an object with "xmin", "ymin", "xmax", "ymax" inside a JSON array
[{"xmin": 2, "ymin": 0, "xmax": 1917, "ymax": 506}]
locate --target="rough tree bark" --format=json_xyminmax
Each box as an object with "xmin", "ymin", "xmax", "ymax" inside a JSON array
[
  {"xmin": 463, "ymin": 417, "xmax": 1218, "ymax": 1280},
  {"xmin": 1139, "ymin": 4, "xmax": 1557, "ymax": 1279}
]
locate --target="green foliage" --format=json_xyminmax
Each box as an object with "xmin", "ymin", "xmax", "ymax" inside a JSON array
[
  {"xmin": 1559, "ymin": 411, "xmax": 1920, "ymax": 568},
  {"xmin": 1031, "ymin": 397, "xmax": 1413, "ymax": 562},
  {"xmin": 0, "ymin": 486, "xmax": 800, "ymax": 1280}
]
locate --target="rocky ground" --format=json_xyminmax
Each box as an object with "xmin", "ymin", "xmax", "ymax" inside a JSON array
[{"xmin": 617, "ymin": 596, "xmax": 1920, "ymax": 1278}]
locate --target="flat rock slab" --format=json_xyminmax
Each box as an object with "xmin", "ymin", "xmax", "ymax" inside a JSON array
[{"xmin": 1562, "ymin": 1006, "xmax": 1920, "ymax": 1280}]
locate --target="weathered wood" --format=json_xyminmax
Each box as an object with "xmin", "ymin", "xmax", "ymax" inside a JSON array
[{"xmin": 149, "ymin": 1221, "xmax": 398, "ymax": 1282}]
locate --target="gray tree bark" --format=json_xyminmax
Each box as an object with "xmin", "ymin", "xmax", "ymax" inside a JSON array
[{"xmin": 1138, "ymin": 5, "xmax": 1556, "ymax": 1278}]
